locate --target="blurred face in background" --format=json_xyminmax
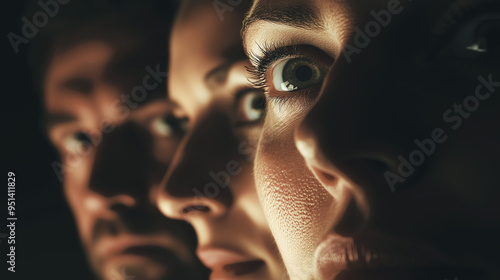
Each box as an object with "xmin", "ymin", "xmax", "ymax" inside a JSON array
[
  {"xmin": 243, "ymin": 0, "xmax": 500, "ymax": 279},
  {"xmin": 43, "ymin": 27, "xmax": 207, "ymax": 280},
  {"xmin": 156, "ymin": 0, "xmax": 286, "ymax": 279}
]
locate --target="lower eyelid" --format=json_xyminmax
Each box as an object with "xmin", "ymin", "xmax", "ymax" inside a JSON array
[{"xmin": 266, "ymin": 86, "xmax": 323, "ymax": 113}]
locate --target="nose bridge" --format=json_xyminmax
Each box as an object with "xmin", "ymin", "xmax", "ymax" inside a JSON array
[
  {"xmin": 89, "ymin": 121, "xmax": 164, "ymax": 202},
  {"xmin": 158, "ymin": 109, "xmax": 240, "ymax": 219},
  {"xmin": 297, "ymin": 53, "xmax": 378, "ymax": 164}
]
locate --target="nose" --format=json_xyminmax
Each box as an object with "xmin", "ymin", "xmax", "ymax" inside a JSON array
[
  {"xmin": 294, "ymin": 25, "xmax": 426, "ymax": 192},
  {"xmin": 85, "ymin": 122, "xmax": 166, "ymax": 216},
  {"xmin": 157, "ymin": 110, "xmax": 241, "ymax": 221},
  {"xmin": 295, "ymin": 116, "xmax": 370, "ymax": 232},
  {"xmin": 293, "ymin": 25, "xmax": 426, "ymax": 230}
]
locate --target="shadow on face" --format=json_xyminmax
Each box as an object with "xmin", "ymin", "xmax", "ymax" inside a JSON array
[
  {"xmin": 40, "ymin": 1, "xmax": 209, "ymax": 279},
  {"xmin": 243, "ymin": 0, "xmax": 500, "ymax": 279},
  {"xmin": 155, "ymin": 0, "xmax": 287, "ymax": 279}
]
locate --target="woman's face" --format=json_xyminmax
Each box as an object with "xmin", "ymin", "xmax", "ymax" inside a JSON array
[
  {"xmin": 243, "ymin": 0, "xmax": 500, "ymax": 279},
  {"xmin": 156, "ymin": 1, "xmax": 286, "ymax": 280}
]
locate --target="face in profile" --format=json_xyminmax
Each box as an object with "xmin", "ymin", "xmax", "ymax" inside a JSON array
[
  {"xmin": 243, "ymin": 0, "xmax": 500, "ymax": 279},
  {"xmin": 156, "ymin": 0, "xmax": 286, "ymax": 279},
  {"xmin": 43, "ymin": 36, "xmax": 207, "ymax": 280}
]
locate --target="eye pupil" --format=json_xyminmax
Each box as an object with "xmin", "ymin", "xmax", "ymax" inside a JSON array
[{"xmin": 295, "ymin": 65, "xmax": 313, "ymax": 82}]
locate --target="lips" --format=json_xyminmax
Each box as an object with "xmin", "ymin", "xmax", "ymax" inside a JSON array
[
  {"xmin": 313, "ymin": 232, "xmax": 463, "ymax": 280},
  {"xmin": 197, "ymin": 248, "xmax": 265, "ymax": 279}
]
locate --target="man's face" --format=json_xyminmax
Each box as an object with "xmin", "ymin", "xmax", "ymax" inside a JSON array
[
  {"xmin": 243, "ymin": 0, "xmax": 500, "ymax": 279},
  {"xmin": 44, "ymin": 41, "xmax": 206, "ymax": 280}
]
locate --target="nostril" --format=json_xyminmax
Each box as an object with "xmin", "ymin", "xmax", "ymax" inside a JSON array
[
  {"xmin": 320, "ymin": 171, "xmax": 336, "ymax": 182},
  {"xmin": 182, "ymin": 205, "xmax": 210, "ymax": 214}
]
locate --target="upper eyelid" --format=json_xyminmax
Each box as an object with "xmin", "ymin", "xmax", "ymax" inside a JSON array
[{"xmin": 248, "ymin": 42, "xmax": 301, "ymax": 72}]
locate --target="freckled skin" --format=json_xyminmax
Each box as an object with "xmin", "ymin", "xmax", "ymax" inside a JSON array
[
  {"xmin": 155, "ymin": 0, "xmax": 287, "ymax": 279},
  {"xmin": 256, "ymin": 105, "xmax": 334, "ymax": 279},
  {"xmin": 245, "ymin": 0, "xmax": 500, "ymax": 279}
]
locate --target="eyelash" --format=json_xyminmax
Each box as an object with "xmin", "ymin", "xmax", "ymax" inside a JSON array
[
  {"xmin": 247, "ymin": 1, "xmax": 498, "ymax": 107},
  {"xmin": 246, "ymin": 41, "xmax": 301, "ymax": 94}
]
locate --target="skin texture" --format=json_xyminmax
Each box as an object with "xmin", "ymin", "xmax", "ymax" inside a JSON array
[
  {"xmin": 156, "ymin": 0, "xmax": 286, "ymax": 279},
  {"xmin": 44, "ymin": 38, "xmax": 207, "ymax": 280},
  {"xmin": 243, "ymin": 0, "xmax": 500, "ymax": 279}
]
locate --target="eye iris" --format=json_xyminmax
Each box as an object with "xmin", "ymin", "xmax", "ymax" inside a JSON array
[
  {"xmin": 275, "ymin": 57, "xmax": 324, "ymax": 92},
  {"xmin": 251, "ymin": 94, "xmax": 266, "ymax": 110},
  {"xmin": 152, "ymin": 117, "xmax": 173, "ymax": 136},
  {"xmin": 65, "ymin": 132, "xmax": 93, "ymax": 154},
  {"xmin": 244, "ymin": 92, "xmax": 266, "ymax": 121},
  {"xmin": 76, "ymin": 132, "xmax": 92, "ymax": 144}
]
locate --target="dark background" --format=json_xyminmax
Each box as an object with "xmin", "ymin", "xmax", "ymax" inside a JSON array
[{"xmin": 2, "ymin": 1, "xmax": 98, "ymax": 279}]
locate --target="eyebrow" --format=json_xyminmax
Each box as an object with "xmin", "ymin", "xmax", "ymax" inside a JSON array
[
  {"xmin": 204, "ymin": 40, "xmax": 247, "ymax": 88},
  {"xmin": 58, "ymin": 76, "xmax": 94, "ymax": 94},
  {"xmin": 242, "ymin": 4, "xmax": 324, "ymax": 38},
  {"xmin": 45, "ymin": 113, "xmax": 77, "ymax": 130},
  {"xmin": 204, "ymin": 62, "xmax": 231, "ymax": 88}
]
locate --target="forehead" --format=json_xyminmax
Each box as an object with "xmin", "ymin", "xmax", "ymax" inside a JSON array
[
  {"xmin": 44, "ymin": 41, "xmax": 115, "ymax": 111},
  {"xmin": 170, "ymin": 0, "xmax": 246, "ymax": 69},
  {"xmin": 243, "ymin": 0, "xmax": 461, "ymax": 52},
  {"xmin": 44, "ymin": 40, "xmax": 169, "ymax": 124},
  {"xmin": 168, "ymin": 0, "xmax": 247, "ymax": 106}
]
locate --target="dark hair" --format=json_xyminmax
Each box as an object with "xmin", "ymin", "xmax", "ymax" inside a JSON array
[{"xmin": 25, "ymin": 0, "xmax": 179, "ymax": 94}]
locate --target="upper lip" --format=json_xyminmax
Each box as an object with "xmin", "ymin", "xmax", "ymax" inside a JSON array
[
  {"xmin": 197, "ymin": 247, "xmax": 265, "ymax": 278},
  {"xmin": 314, "ymin": 231, "xmax": 455, "ymax": 280}
]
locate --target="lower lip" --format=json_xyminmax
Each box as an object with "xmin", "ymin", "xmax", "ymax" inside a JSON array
[
  {"xmin": 103, "ymin": 254, "xmax": 168, "ymax": 280},
  {"xmin": 210, "ymin": 260, "xmax": 265, "ymax": 280},
  {"xmin": 101, "ymin": 246, "xmax": 179, "ymax": 280}
]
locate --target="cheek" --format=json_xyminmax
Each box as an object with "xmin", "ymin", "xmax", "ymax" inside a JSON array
[
  {"xmin": 62, "ymin": 155, "xmax": 94, "ymax": 243},
  {"xmin": 254, "ymin": 118, "xmax": 334, "ymax": 276},
  {"xmin": 431, "ymin": 115, "xmax": 500, "ymax": 210}
]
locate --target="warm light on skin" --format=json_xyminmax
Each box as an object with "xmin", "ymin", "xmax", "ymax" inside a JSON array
[
  {"xmin": 155, "ymin": 0, "xmax": 286, "ymax": 279},
  {"xmin": 44, "ymin": 40, "xmax": 203, "ymax": 280},
  {"xmin": 244, "ymin": 0, "xmax": 500, "ymax": 279}
]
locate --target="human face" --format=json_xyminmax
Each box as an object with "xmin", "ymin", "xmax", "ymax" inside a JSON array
[
  {"xmin": 44, "ymin": 41, "xmax": 207, "ymax": 280},
  {"xmin": 243, "ymin": 0, "xmax": 500, "ymax": 279},
  {"xmin": 156, "ymin": 1, "xmax": 286, "ymax": 280}
]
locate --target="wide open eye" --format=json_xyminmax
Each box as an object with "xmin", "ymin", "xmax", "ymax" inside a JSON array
[
  {"xmin": 442, "ymin": 13, "xmax": 500, "ymax": 58},
  {"xmin": 236, "ymin": 89, "xmax": 266, "ymax": 123},
  {"xmin": 271, "ymin": 57, "xmax": 327, "ymax": 92},
  {"xmin": 63, "ymin": 131, "xmax": 94, "ymax": 155}
]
